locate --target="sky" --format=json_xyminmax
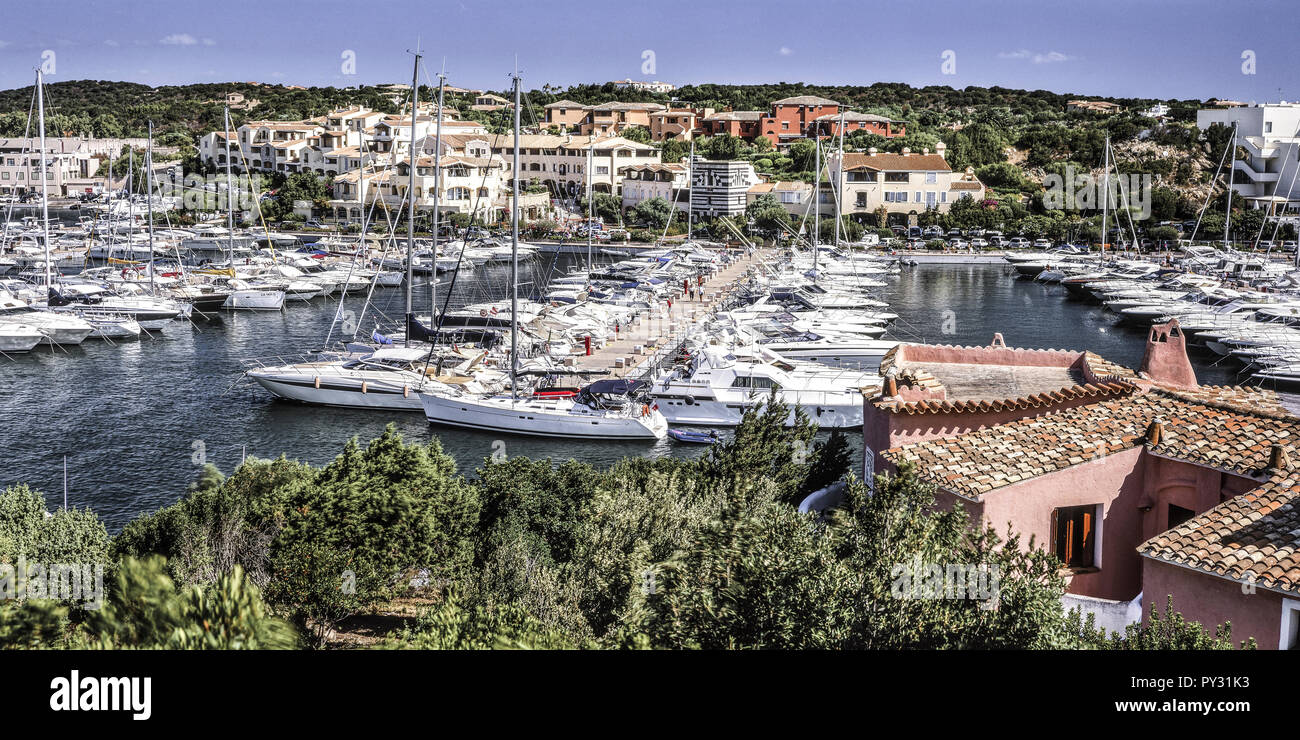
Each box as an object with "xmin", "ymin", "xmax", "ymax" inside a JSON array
[{"xmin": 1, "ymin": 0, "xmax": 1297, "ymax": 102}]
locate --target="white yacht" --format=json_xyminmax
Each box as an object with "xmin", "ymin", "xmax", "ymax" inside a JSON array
[
  {"xmin": 419, "ymin": 378, "xmax": 667, "ymax": 439},
  {"xmin": 649, "ymin": 346, "xmax": 881, "ymax": 428},
  {"xmin": 0, "ymin": 291, "xmax": 94, "ymax": 345},
  {"xmin": 0, "ymin": 322, "xmax": 44, "ymax": 352}
]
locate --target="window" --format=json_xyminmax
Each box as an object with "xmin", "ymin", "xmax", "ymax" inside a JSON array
[
  {"xmin": 925, "ymin": 172, "xmax": 937, "ymax": 184},
  {"xmin": 1282, "ymin": 599, "xmax": 1300, "ymax": 650},
  {"xmin": 731, "ymin": 375, "xmax": 781, "ymax": 390},
  {"xmin": 596, "ymin": 166, "xmax": 609, "ymax": 175},
  {"xmin": 884, "ymin": 172, "xmax": 908, "ymax": 182},
  {"xmin": 1052, "ymin": 505, "xmax": 1098, "ymax": 570},
  {"xmin": 1265, "ymin": 121, "xmax": 1273, "ymax": 134},
  {"xmin": 856, "ymin": 192, "xmax": 867, "ymax": 207},
  {"xmin": 941, "ymin": 192, "xmax": 947, "ymax": 203},
  {"xmin": 1168, "ymin": 504, "xmax": 1195, "ymax": 529},
  {"xmin": 926, "ymin": 191, "xmax": 936, "ymax": 206}
]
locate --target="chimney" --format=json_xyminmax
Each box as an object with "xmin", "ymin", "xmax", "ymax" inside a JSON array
[
  {"xmin": 1268, "ymin": 444, "xmax": 1292, "ymax": 473},
  {"xmin": 1138, "ymin": 318, "xmax": 1198, "ymax": 389},
  {"xmin": 935, "ymin": 141, "xmax": 947, "ymax": 159},
  {"xmin": 1144, "ymin": 418, "xmax": 1164, "ymax": 446},
  {"xmin": 867, "ymin": 147, "xmax": 879, "ymax": 156},
  {"xmin": 989, "ymin": 333, "xmax": 1006, "ymax": 348},
  {"xmin": 901, "ymin": 147, "xmax": 911, "ymax": 156},
  {"xmin": 922, "ymin": 147, "xmax": 930, "ymax": 155}
]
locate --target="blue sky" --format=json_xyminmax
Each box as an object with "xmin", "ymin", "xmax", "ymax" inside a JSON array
[{"xmin": 1, "ymin": 0, "xmax": 1297, "ymax": 101}]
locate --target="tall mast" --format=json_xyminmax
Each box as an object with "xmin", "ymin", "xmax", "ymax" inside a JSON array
[
  {"xmin": 127, "ymin": 145, "xmax": 134, "ymax": 249},
  {"xmin": 431, "ymin": 72, "xmax": 445, "ymax": 322},
  {"xmin": 510, "ymin": 71, "xmax": 521, "ymax": 401},
  {"xmin": 586, "ymin": 140, "xmax": 593, "ymax": 272},
  {"xmin": 835, "ymin": 111, "xmax": 844, "ymax": 248},
  {"xmin": 224, "ymin": 105, "xmax": 234, "ymax": 267},
  {"xmin": 686, "ymin": 138, "xmax": 694, "ymax": 241},
  {"xmin": 813, "ymin": 130, "xmax": 821, "ymax": 258},
  {"xmin": 1099, "ymin": 134, "xmax": 1109, "ymax": 261},
  {"xmin": 146, "ymin": 120, "xmax": 155, "ymax": 294},
  {"xmin": 404, "ymin": 50, "xmax": 421, "ymax": 345},
  {"xmin": 1224, "ymin": 121, "xmax": 1237, "ymax": 248},
  {"xmin": 36, "ymin": 69, "xmax": 51, "ymax": 289}
]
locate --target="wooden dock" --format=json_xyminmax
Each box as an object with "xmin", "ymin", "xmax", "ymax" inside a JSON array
[{"xmin": 565, "ymin": 248, "xmax": 770, "ymax": 379}]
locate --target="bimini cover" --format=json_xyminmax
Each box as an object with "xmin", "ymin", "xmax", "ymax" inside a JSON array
[{"xmin": 582, "ymin": 378, "xmax": 645, "ymax": 395}]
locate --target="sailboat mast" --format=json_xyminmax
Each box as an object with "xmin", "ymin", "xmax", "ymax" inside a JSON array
[
  {"xmin": 1224, "ymin": 121, "xmax": 1237, "ymax": 248},
  {"xmin": 404, "ymin": 51, "xmax": 421, "ymax": 345},
  {"xmin": 431, "ymin": 73, "xmax": 445, "ymax": 321},
  {"xmin": 146, "ymin": 120, "xmax": 155, "ymax": 294},
  {"xmin": 510, "ymin": 72, "xmax": 521, "ymax": 401},
  {"xmin": 835, "ymin": 111, "xmax": 844, "ymax": 248},
  {"xmin": 687, "ymin": 138, "xmax": 694, "ymax": 240},
  {"xmin": 1099, "ymin": 135, "xmax": 1109, "ymax": 261},
  {"xmin": 224, "ymin": 106, "xmax": 234, "ymax": 267},
  {"xmin": 586, "ymin": 141, "xmax": 593, "ymax": 272},
  {"xmin": 813, "ymin": 132, "xmax": 820, "ymax": 254},
  {"xmin": 36, "ymin": 69, "xmax": 51, "ymax": 289}
]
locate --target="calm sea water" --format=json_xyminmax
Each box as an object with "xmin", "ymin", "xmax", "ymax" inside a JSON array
[{"xmin": 0, "ymin": 259, "xmax": 1271, "ymax": 530}]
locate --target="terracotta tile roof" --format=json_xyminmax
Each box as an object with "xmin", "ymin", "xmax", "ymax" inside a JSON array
[
  {"xmin": 1139, "ymin": 474, "xmax": 1300, "ymax": 595},
  {"xmin": 704, "ymin": 110, "xmax": 764, "ymax": 121},
  {"xmin": 884, "ymin": 385, "xmax": 1300, "ymax": 500},
  {"xmin": 842, "ymin": 151, "xmax": 951, "ymax": 172},
  {"xmin": 951, "ymin": 181, "xmax": 984, "ymax": 190},
  {"xmin": 772, "ymin": 95, "xmax": 839, "ymax": 106}
]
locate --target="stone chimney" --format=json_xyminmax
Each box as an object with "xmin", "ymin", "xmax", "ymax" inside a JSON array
[
  {"xmin": 935, "ymin": 141, "xmax": 947, "ymax": 159},
  {"xmin": 1138, "ymin": 318, "xmax": 1198, "ymax": 389},
  {"xmin": 1268, "ymin": 444, "xmax": 1292, "ymax": 473}
]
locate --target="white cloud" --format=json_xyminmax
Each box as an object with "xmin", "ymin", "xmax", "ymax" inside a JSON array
[
  {"xmin": 202, "ymin": 38, "xmax": 216, "ymax": 46},
  {"xmin": 778, "ymin": 46, "xmax": 793, "ymax": 56},
  {"xmin": 1032, "ymin": 51, "xmax": 1073, "ymax": 64},
  {"xmin": 104, "ymin": 39, "xmax": 120, "ymax": 47},
  {"xmin": 999, "ymin": 48, "xmax": 1075, "ymax": 64},
  {"xmin": 160, "ymin": 33, "xmax": 198, "ymax": 46}
]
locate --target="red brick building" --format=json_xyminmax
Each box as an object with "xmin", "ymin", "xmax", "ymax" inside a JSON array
[{"xmin": 757, "ymin": 95, "xmax": 905, "ymax": 147}]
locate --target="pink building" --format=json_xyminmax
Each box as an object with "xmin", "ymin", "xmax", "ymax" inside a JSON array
[{"xmin": 865, "ymin": 321, "xmax": 1300, "ymax": 648}]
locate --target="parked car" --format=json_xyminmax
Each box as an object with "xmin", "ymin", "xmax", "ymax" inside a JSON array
[
  {"xmin": 969, "ymin": 238, "xmax": 989, "ymax": 249},
  {"xmin": 1007, "ymin": 237, "xmax": 1031, "ymax": 249},
  {"xmin": 948, "ymin": 239, "xmax": 969, "ymax": 250},
  {"xmin": 988, "ymin": 235, "xmax": 1005, "ymax": 247},
  {"xmin": 922, "ymin": 226, "xmax": 944, "ymax": 239},
  {"xmin": 303, "ymin": 219, "xmax": 325, "ymax": 229},
  {"xmin": 1032, "ymin": 238, "xmax": 1052, "ymax": 249},
  {"xmin": 1281, "ymin": 241, "xmax": 1299, "ymax": 252}
]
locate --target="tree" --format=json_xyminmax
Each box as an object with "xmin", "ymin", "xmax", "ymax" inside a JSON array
[
  {"xmin": 577, "ymin": 192, "xmax": 622, "ymax": 223},
  {"xmin": 620, "ymin": 125, "xmax": 652, "ymax": 144},
  {"xmin": 745, "ymin": 192, "xmax": 790, "ymax": 234},
  {"xmin": 631, "ymin": 196, "xmax": 673, "ymax": 229},
  {"xmin": 1069, "ymin": 595, "xmax": 1254, "ymax": 649},
  {"xmin": 0, "ymin": 484, "xmax": 110, "ymax": 567}
]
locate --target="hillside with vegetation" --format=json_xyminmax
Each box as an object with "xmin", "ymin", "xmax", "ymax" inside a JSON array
[{"xmin": 0, "ymin": 78, "xmax": 1272, "ymax": 242}]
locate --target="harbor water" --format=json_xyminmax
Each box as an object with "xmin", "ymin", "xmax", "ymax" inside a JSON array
[{"xmin": 0, "ymin": 260, "xmax": 1278, "ymax": 530}]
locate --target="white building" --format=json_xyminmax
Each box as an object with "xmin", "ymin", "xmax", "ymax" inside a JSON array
[
  {"xmin": 610, "ymin": 79, "xmax": 675, "ymax": 94},
  {"xmin": 0, "ymin": 138, "xmax": 106, "ymax": 196},
  {"xmin": 826, "ymin": 143, "xmax": 986, "ymax": 222},
  {"xmin": 1197, "ymin": 102, "xmax": 1300, "ymax": 213},
  {"xmin": 619, "ymin": 162, "xmax": 688, "ymax": 212},
  {"xmin": 688, "ymin": 158, "xmax": 761, "ymax": 217}
]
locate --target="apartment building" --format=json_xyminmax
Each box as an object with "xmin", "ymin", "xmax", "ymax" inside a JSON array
[
  {"xmin": 747, "ymin": 180, "xmax": 814, "ymax": 219},
  {"xmin": 1197, "ymin": 102, "xmax": 1300, "ymax": 213},
  {"xmin": 431, "ymin": 132, "xmax": 661, "ymax": 198},
  {"xmin": 702, "ymin": 110, "xmax": 764, "ymax": 138},
  {"xmin": 543, "ymin": 101, "xmax": 666, "ymax": 136},
  {"xmin": 0, "ymin": 138, "xmax": 106, "ymax": 196},
  {"xmin": 648, "ymin": 108, "xmax": 713, "ymax": 142},
  {"xmin": 754, "ymin": 95, "xmax": 906, "ymax": 148},
  {"xmin": 827, "ymin": 142, "xmax": 986, "ymax": 223},
  {"xmin": 329, "ymin": 153, "xmax": 510, "ymax": 222},
  {"xmin": 619, "ymin": 162, "xmax": 688, "ymax": 211},
  {"xmin": 1067, "ymin": 99, "xmax": 1124, "ymax": 114}
]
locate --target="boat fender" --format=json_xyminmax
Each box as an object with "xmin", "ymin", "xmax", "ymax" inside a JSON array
[
  {"xmin": 684, "ymin": 396, "xmax": 695, "ymax": 405},
  {"xmin": 403, "ymin": 385, "xmax": 410, "ymax": 398},
  {"xmin": 362, "ymin": 381, "xmax": 368, "ymax": 393},
  {"xmin": 314, "ymin": 376, "xmax": 321, "ymax": 389}
]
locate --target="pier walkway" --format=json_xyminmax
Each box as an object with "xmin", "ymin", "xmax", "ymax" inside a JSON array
[{"xmin": 567, "ymin": 248, "xmax": 771, "ymax": 379}]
